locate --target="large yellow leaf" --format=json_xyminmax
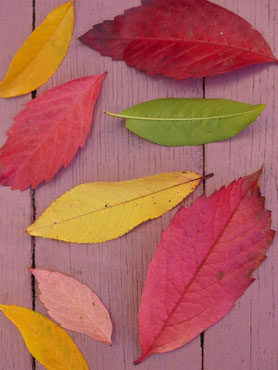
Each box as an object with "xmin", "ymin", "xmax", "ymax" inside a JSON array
[
  {"xmin": 27, "ymin": 171, "xmax": 202, "ymax": 243},
  {"xmin": 0, "ymin": 1, "xmax": 74, "ymax": 98},
  {"xmin": 0, "ymin": 304, "xmax": 89, "ymax": 369}
]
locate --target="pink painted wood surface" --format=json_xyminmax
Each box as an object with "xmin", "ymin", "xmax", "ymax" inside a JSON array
[
  {"xmin": 34, "ymin": 1, "xmax": 203, "ymax": 369},
  {"xmin": 0, "ymin": 0, "xmax": 277, "ymax": 369},
  {"xmin": 204, "ymin": 1, "xmax": 278, "ymax": 370},
  {"xmin": 0, "ymin": 1, "xmax": 33, "ymax": 368}
]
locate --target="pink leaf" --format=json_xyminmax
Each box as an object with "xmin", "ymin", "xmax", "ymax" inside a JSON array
[
  {"xmin": 0, "ymin": 74, "xmax": 106, "ymax": 191},
  {"xmin": 136, "ymin": 170, "xmax": 275, "ymax": 364},
  {"xmin": 79, "ymin": 0, "xmax": 277, "ymax": 79},
  {"xmin": 30, "ymin": 269, "xmax": 112, "ymax": 345}
]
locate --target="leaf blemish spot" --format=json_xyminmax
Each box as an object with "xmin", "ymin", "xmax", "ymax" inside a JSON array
[{"xmin": 217, "ymin": 271, "xmax": 224, "ymax": 280}]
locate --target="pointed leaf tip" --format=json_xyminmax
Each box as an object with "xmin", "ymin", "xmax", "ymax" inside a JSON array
[{"xmin": 134, "ymin": 355, "xmax": 145, "ymax": 366}]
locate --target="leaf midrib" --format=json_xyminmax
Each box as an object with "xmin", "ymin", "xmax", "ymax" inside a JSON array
[
  {"xmin": 93, "ymin": 35, "xmax": 277, "ymax": 63},
  {"xmin": 138, "ymin": 176, "xmax": 258, "ymax": 363},
  {"xmin": 105, "ymin": 107, "xmax": 260, "ymax": 121}
]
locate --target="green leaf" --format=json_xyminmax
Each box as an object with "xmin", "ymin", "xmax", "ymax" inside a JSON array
[{"xmin": 105, "ymin": 98, "xmax": 265, "ymax": 146}]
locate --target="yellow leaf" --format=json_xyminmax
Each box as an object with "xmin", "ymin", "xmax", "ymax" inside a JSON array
[
  {"xmin": 27, "ymin": 171, "xmax": 202, "ymax": 244},
  {"xmin": 0, "ymin": 1, "xmax": 74, "ymax": 98},
  {"xmin": 0, "ymin": 304, "xmax": 89, "ymax": 370}
]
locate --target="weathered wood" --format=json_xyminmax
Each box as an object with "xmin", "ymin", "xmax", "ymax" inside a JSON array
[
  {"xmin": 0, "ymin": 1, "xmax": 33, "ymax": 368},
  {"xmin": 204, "ymin": 1, "xmax": 278, "ymax": 370},
  {"xmin": 33, "ymin": 1, "xmax": 203, "ymax": 369}
]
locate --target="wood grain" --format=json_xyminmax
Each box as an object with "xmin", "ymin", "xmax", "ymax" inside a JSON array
[{"xmin": 0, "ymin": 1, "xmax": 33, "ymax": 368}]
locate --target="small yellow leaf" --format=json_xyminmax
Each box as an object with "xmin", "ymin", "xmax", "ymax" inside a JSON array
[
  {"xmin": 27, "ymin": 171, "xmax": 202, "ymax": 243},
  {"xmin": 0, "ymin": 304, "xmax": 89, "ymax": 370},
  {"xmin": 0, "ymin": 1, "xmax": 74, "ymax": 98}
]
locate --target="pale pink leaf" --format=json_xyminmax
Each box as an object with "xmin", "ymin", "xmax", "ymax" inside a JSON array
[{"xmin": 30, "ymin": 269, "xmax": 112, "ymax": 345}]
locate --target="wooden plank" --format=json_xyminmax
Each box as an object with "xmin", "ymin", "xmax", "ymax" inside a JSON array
[
  {"xmin": 204, "ymin": 1, "xmax": 278, "ymax": 370},
  {"xmin": 0, "ymin": 0, "xmax": 33, "ymax": 368},
  {"xmin": 33, "ymin": 0, "xmax": 204, "ymax": 369}
]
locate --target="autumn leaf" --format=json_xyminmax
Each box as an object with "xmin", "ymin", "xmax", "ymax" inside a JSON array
[
  {"xmin": 0, "ymin": 1, "xmax": 74, "ymax": 98},
  {"xmin": 0, "ymin": 304, "xmax": 89, "ymax": 369},
  {"xmin": 30, "ymin": 269, "xmax": 113, "ymax": 345},
  {"xmin": 136, "ymin": 170, "xmax": 275, "ymax": 364},
  {"xmin": 27, "ymin": 171, "xmax": 207, "ymax": 243},
  {"xmin": 0, "ymin": 74, "xmax": 106, "ymax": 191},
  {"xmin": 106, "ymin": 98, "xmax": 265, "ymax": 146},
  {"xmin": 79, "ymin": 0, "xmax": 277, "ymax": 80}
]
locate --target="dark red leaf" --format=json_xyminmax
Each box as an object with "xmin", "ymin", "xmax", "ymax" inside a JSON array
[
  {"xmin": 80, "ymin": 0, "xmax": 277, "ymax": 79},
  {"xmin": 0, "ymin": 74, "xmax": 106, "ymax": 191},
  {"xmin": 136, "ymin": 170, "xmax": 275, "ymax": 364}
]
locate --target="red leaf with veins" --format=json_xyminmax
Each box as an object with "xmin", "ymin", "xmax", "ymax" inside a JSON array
[
  {"xmin": 79, "ymin": 0, "xmax": 277, "ymax": 79},
  {"xmin": 0, "ymin": 74, "xmax": 106, "ymax": 191},
  {"xmin": 136, "ymin": 170, "xmax": 275, "ymax": 364}
]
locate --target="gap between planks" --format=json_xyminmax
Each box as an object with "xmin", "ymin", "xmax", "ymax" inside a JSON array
[
  {"xmin": 201, "ymin": 76, "xmax": 206, "ymax": 370},
  {"xmin": 31, "ymin": 1, "xmax": 37, "ymax": 370}
]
